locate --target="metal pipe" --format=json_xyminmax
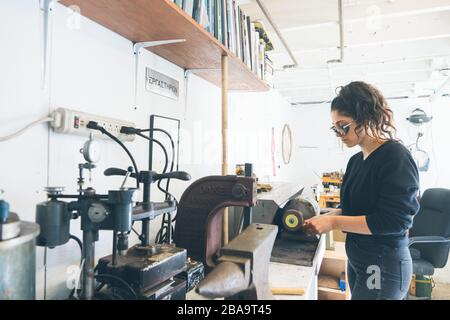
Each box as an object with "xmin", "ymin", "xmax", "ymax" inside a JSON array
[
  {"xmin": 82, "ymin": 230, "xmax": 95, "ymax": 300},
  {"xmin": 338, "ymin": 0, "xmax": 344, "ymax": 62},
  {"xmin": 430, "ymin": 76, "xmax": 450, "ymax": 102},
  {"xmin": 327, "ymin": 0, "xmax": 344, "ymax": 64},
  {"xmin": 290, "ymin": 94, "xmax": 450, "ymax": 106},
  {"xmin": 141, "ymin": 182, "xmax": 150, "ymax": 246},
  {"xmin": 255, "ymin": 0, "xmax": 298, "ymax": 69},
  {"xmin": 222, "ymin": 54, "xmax": 229, "ymax": 245},
  {"xmin": 112, "ymin": 231, "xmax": 118, "ymax": 265}
]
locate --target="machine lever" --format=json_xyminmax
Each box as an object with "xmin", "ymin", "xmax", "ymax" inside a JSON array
[
  {"xmin": 104, "ymin": 168, "xmax": 191, "ymax": 182},
  {"xmin": 153, "ymin": 171, "xmax": 191, "ymax": 182},
  {"xmin": 120, "ymin": 167, "xmax": 134, "ymax": 189},
  {"xmin": 104, "ymin": 167, "xmax": 137, "ymax": 178}
]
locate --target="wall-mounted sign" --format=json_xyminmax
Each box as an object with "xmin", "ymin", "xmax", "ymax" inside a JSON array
[{"xmin": 145, "ymin": 67, "xmax": 179, "ymax": 100}]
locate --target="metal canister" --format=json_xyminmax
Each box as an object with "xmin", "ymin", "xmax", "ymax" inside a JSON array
[
  {"xmin": 0, "ymin": 218, "xmax": 40, "ymax": 300},
  {"xmin": 35, "ymin": 199, "xmax": 71, "ymax": 247}
]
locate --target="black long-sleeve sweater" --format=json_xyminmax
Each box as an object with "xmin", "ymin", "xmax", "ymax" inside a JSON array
[{"xmin": 340, "ymin": 140, "xmax": 420, "ymax": 247}]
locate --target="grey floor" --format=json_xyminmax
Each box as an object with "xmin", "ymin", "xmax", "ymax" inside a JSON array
[{"xmin": 431, "ymin": 282, "xmax": 450, "ymax": 300}]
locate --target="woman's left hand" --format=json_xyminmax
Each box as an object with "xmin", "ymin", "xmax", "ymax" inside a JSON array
[{"xmin": 303, "ymin": 215, "xmax": 336, "ymax": 235}]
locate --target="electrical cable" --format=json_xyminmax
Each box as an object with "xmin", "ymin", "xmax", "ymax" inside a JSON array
[
  {"xmin": 134, "ymin": 132, "xmax": 177, "ymax": 201},
  {"xmin": 67, "ymin": 234, "xmax": 83, "ymax": 299},
  {"xmin": 0, "ymin": 116, "xmax": 53, "ymax": 142},
  {"xmin": 121, "ymin": 126, "xmax": 179, "ymax": 244},
  {"xmin": 140, "ymin": 128, "xmax": 176, "ymax": 201},
  {"xmin": 94, "ymin": 274, "xmax": 138, "ymax": 299},
  {"xmin": 138, "ymin": 128, "xmax": 177, "ymax": 243},
  {"xmin": 123, "ymin": 127, "xmax": 175, "ymax": 198},
  {"xmin": 87, "ymin": 121, "xmax": 139, "ymax": 189},
  {"xmin": 134, "ymin": 132, "xmax": 169, "ymax": 174},
  {"xmin": 69, "ymin": 234, "xmax": 83, "ymax": 264}
]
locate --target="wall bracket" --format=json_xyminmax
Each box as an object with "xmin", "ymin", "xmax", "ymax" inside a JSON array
[
  {"xmin": 133, "ymin": 39, "xmax": 186, "ymax": 109},
  {"xmin": 40, "ymin": 0, "xmax": 59, "ymax": 90}
]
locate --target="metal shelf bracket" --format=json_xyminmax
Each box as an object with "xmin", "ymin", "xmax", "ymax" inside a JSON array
[
  {"xmin": 133, "ymin": 39, "xmax": 186, "ymax": 109},
  {"xmin": 40, "ymin": 0, "xmax": 59, "ymax": 90}
]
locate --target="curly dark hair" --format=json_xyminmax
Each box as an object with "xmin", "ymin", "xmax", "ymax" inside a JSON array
[{"xmin": 331, "ymin": 81, "xmax": 397, "ymax": 141}]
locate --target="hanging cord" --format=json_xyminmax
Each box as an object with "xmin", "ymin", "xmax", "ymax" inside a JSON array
[
  {"xmin": 69, "ymin": 234, "xmax": 83, "ymax": 264},
  {"xmin": 137, "ymin": 128, "xmax": 176, "ymax": 200},
  {"xmin": 138, "ymin": 129, "xmax": 177, "ymax": 244},
  {"xmin": 121, "ymin": 126, "xmax": 179, "ymax": 244},
  {"xmin": 67, "ymin": 234, "xmax": 83, "ymax": 299},
  {"xmin": 133, "ymin": 132, "xmax": 177, "ymax": 200},
  {"xmin": 87, "ymin": 121, "xmax": 140, "ymax": 189},
  {"xmin": 94, "ymin": 274, "xmax": 138, "ymax": 299},
  {"xmin": 121, "ymin": 127, "xmax": 174, "ymax": 198},
  {"xmin": 0, "ymin": 116, "xmax": 53, "ymax": 142}
]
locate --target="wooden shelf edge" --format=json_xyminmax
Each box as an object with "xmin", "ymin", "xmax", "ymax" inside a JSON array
[{"xmin": 59, "ymin": 0, "xmax": 270, "ymax": 92}]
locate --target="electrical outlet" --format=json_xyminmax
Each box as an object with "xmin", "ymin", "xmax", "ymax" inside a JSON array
[{"xmin": 50, "ymin": 108, "xmax": 135, "ymax": 142}]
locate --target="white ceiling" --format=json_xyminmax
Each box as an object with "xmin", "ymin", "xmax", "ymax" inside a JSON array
[{"xmin": 240, "ymin": 0, "xmax": 450, "ymax": 104}]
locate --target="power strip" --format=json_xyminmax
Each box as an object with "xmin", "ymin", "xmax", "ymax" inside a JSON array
[{"xmin": 50, "ymin": 108, "xmax": 136, "ymax": 142}]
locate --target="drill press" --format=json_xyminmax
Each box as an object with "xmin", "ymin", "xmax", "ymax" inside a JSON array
[{"xmin": 35, "ymin": 128, "xmax": 195, "ymax": 300}]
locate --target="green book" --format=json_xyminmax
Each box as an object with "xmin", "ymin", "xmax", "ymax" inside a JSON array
[{"xmin": 174, "ymin": 0, "xmax": 183, "ymax": 8}]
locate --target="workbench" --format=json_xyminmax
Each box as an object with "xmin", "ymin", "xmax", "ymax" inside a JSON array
[
  {"xmin": 269, "ymin": 234, "xmax": 325, "ymax": 300},
  {"xmin": 187, "ymin": 181, "xmax": 325, "ymax": 300},
  {"xmin": 186, "ymin": 234, "xmax": 325, "ymax": 300}
]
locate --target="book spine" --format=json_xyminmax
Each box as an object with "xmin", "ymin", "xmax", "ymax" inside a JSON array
[
  {"xmin": 214, "ymin": 0, "xmax": 220, "ymax": 40},
  {"xmin": 221, "ymin": 0, "xmax": 228, "ymax": 46},
  {"xmin": 174, "ymin": 0, "xmax": 183, "ymax": 9},
  {"xmin": 246, "ymin": 15, "xmax": 252, "ymax": 70}
]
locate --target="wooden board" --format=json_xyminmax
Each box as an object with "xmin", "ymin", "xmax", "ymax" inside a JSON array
[
  {"xmin": 59, "ymin": 0, "xmax": 269, "ymax": 91},
  {"xmin": 257, "ymin": 182, "xmax": 304, "ymax": 206},
  {"xmin": 318, "ymin": 286, "xmax": 346, "ymax": 300}
]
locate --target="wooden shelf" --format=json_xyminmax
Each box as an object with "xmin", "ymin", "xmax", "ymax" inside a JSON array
[{"xmin": 60, "ymin": 0, "xmax": 270, "ymax": 91}]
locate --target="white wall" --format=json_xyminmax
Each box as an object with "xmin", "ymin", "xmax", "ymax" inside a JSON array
[
  {"xmin": 290, "ymin": 97, "xmax": 450, "ymax": 284},
  {"xmin": 392, "ymin": 96, "xmax": 450, "ymax": 284},
  {"xmin": 1, "ymin": 1, "xmax": 449, "ymax": 300},
  {"xmin": 0, "ymin": 1, "xmax": 308, "ymax": 299}
]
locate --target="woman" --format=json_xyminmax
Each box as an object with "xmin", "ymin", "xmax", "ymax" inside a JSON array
[{"xmin": 304, "ymin": 81, "xmax": 420, "ymax": 300}]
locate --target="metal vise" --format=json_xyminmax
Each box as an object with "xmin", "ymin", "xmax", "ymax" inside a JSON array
[
  {"xmin": 196, "ymin": 223, "xmax": 277, "ymax": 300},
  {"xmin": 174, "ymin": 175, "xmax": 257, "ymax": 271}
]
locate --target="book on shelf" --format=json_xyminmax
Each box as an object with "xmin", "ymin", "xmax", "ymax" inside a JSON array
[
  {"xmin": 214, "ymin": 0, "xmax": 222, "ymax": 42},
  {"xmin": 182, "ymin": 0, "xmax": 195, "ymax": 17},
  {"xmin": 258, "ymin": 40, "xmax": 265, "ymax": 80},
  {"xmin": 226, "ymin": 0, "xmax": 235, "ymax": 53},
  {"xmin": 173, "ymin": 0, "xmax": 183, "ymax": 8},
  {"xmin": 264, "ymin": 54, "xmax": 274, "ymax": 85},
  {"xmin": 221, "ymin": 0, "xmax": 228, "ymax": 46},
  {"xmin": 173, "ymin": 0, "xmax": 273, "ymax": 83},
  {"xmin": 246, "ymin": 15, "xmax": 253, "ymax": 70},
  {"xmin": 196, "ymin": 0, "xmax": 210, "ymax": 32},
  {"xmin": 232, "ymin": 1, "xmax": 240, "ymax": 58}
]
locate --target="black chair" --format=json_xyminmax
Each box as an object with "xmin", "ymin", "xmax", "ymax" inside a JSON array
[{"xmin": 408, "ymin": 188, "xmax": 450, "ymax": 298}]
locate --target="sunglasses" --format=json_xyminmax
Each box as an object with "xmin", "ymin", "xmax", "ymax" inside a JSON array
[{"xmin": 330, "ymin": 122, "xmax": 353, "ymax": 137}]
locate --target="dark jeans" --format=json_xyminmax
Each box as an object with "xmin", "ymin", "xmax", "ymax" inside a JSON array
[{"xmin": 345, "ymin": 238, "xmax": 412, "ymax": 300}]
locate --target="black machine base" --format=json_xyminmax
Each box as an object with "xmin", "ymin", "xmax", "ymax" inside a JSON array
[
  {"xmin": 96, "ymin": 277, "xmax": 186, "ymax": 300},
  {"xmin": 97, "ymin": 243, "xmax": 187, "ymax": 294}
]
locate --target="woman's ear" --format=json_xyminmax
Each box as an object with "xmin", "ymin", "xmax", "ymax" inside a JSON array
[{"xmin": 354, "ymin": 123, "xmax": 364, "ymax": 137}]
